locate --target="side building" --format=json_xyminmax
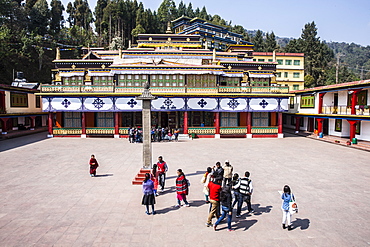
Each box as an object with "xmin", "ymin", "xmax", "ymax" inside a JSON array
[
  {"xmin": 39, "ymin": 20, "xmax": 292, "ymax": 139},
  {"xmin": 285, "ymin": 79, "xmax": 370, "ymax": 142},
  {"xmin": 0, "ymin": 84, "xmax": 47, "ymax": 137},
  {"xmin": 252, "ymin": 52, "xmax": 305, "ymax": 91}
]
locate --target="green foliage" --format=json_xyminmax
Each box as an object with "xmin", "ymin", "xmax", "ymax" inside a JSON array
[{"xmin": 252, "ymin": 30, "xmax": 264, "ymax": 52}]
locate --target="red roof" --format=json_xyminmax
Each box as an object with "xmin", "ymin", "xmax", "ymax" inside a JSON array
[
  {"xmin": 253, "ymin": 52, "xmax": 304, "ymax": 57},
  {"xmin": 292, "ymin": 79, "xmax": 370, "ymax": 93}
]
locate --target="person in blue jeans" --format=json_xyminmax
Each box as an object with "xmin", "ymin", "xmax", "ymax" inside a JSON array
[
  {"xmin": 213, "ymin": 186, "xmax": 234, "ymax": 231},
  {"xmin": 231, "ymin": 173, "xmax": 241, "ymax": 209}
]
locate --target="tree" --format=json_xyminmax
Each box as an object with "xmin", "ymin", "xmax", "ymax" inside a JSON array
[
  {"xmin": 157, "ymin": 0, "xmax": 177, "ymax": 32},
  {"xmin": 29, "ymin": 0, "xmax": 50, "ymax": 36},
  {"xmin": 199, "ymin": 6, "xmax": 208, "ymax": 20},
  {"xmin": 177, "ymin": 0, "xmax": 186, "ymax": 17},
  {"xmin": 94, "ymin": 0, "xmax": 108, "ymax": 36},
  {"xmin": 50, "ymin": 0, "xmax": 64, "ymax": 35},
  {"xmin": 186, "ymin": 3, "xmax": 194, "ymax": 18},
  {"xmin": 252, "ymin": 30, "xmax": 264, "ymax": 52},
  {"xmin": 264, "ymin": 32, "xmax": 278, "ymax": 52}
]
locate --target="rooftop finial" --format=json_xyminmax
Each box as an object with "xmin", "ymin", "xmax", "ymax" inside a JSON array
[{"xmin": 166, "ymin": 22, "xmax": 172, "ymax": 34}]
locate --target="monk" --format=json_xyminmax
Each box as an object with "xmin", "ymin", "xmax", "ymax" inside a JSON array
[{"xmin": 89, "ymin": 154, "xmax": 99, "ymax": 177}]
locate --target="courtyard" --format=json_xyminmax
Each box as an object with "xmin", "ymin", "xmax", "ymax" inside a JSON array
[{"xmin": 0, "ymin": 133, "xmax": 369, "ymax": 246}]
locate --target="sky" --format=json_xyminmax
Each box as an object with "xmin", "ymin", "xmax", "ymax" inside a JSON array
[{"xmin": 61, "ymin": 0, "xmax": 370, "ymax": 46}]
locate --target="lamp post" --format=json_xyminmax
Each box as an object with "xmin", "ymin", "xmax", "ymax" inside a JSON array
[{"xmin": 136, "ymin": 82, "xmax": 157, "ymax": 169}]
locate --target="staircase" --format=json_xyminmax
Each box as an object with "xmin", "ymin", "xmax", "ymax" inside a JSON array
[{"xmin": 132, "ymin": 168, "xmax": 151, "ymax": 185}]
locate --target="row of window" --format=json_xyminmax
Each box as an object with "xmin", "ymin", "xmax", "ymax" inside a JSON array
[
  {"xmin": 253, "ymin": 59, "xmax": 301, "ymax": 66},
  {"xmin": 9, "ymin": 93, "xmax": 41, "ymax": 108},
  {"xmin": 277, "ymin": 72, "xmax": 301, "ymax": 78}
]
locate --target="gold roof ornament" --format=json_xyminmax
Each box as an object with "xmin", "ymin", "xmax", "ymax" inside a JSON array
[
  {"xmin": 101, "ymin": 64, "xmax": 106, "ymax": 69},
  {"xmin": 71, "ymin": 64, "xmax": 76, "ymax": 69}
]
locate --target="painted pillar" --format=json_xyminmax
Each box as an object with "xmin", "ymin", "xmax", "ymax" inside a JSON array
[
  {"xmin": 114, "ymin": 112, "xmax": 119, "ymax": 138},
  {"xmin": 295, "ymin": 116, "xmax": 301, "ymax": 133},
  {"xmin": 347, "ymin": 120, "xmax": 357, "ymax": 143},
  {"xmin": 183, "ymin": 111, "xmax": 188, "ymax": 134},
  {"xmin": 48, "ymin": 112, "xmax": 53, "ymax": 138},
  {"xmin": 30, "ymin": 116, "xmax": 36, "ymax": 130},
  {"xmin": 351, "ymin": 90, "xmax": 361, "ymax": 115},
  {"xmin": 246, "ymin": 112, "xmax": 252, "ymax": 138},
  {"xmin": 214, "ymin": 112, "xmax": 220, "ymax": 138},
  {"xmin": 1, "ymin": 118, "xmax": 9, "ymax": 134},
  {"xmin": 318, "ymin": 93, "xmax": 326, "ymax": 114},
  {"xmin": 278, "ymin": 112, "xmax": 283, "ymax": 138},
  {"xmin": 81, "ymin": 112, "xmax": 86, "ymax": 138},
  {"xmin": 316, "ymin": 118, "xmax": 323, "ymax": 137}
]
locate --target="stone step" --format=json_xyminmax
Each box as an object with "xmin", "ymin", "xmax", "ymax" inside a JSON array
[
  {"xmin": 178, "ymin": 134, "xmax": 191, "ymax": 140},
  {"xmin": 132, "ymin": 169, "xmax": 151, "ymax": 185}
]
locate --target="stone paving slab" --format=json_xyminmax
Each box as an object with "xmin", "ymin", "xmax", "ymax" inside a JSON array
[{"xmin": 0, "ymin": 132, "xmax": 370, "ymax": 246}]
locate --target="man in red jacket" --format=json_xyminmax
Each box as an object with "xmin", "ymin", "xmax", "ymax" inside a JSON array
[
  {"xmin": 157, "ymin": 156, "xmax": 168, "ymax": 192},
  {"xmin": 206, "ymin": 176, "xmax": 222, "ymax": 227}
]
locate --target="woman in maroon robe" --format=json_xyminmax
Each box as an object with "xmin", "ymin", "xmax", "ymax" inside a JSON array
[{"xmin": 89, "ymin": 154, "xmax": 99, "ymax": 177}]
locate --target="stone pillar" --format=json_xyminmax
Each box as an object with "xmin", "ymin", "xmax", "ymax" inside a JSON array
[
  {"xmin": 30, "ymin": 116, "xmax": 36, "ymax": 130},
  {"xmin": 214, "ymin": 112, "xmax": 220, "ymax": 138},
  {"xmin": 1, "ymin": 118, "xmax": 9, "ymax": 134},
  {"xmin": 347, "ymin": 120, "xmax": 357, "ymax": 142},
  {"xmin": 47, "ymin": 112, "xmax": 53, "ymax": 138},
  {"xmin": 278, "ymin": 112, "xmax": 283, "ymax": 138},
  {"xmin": 81, "ymin": 112, "xmax": 86, "ymax": 138},
  {"xmin": 114, "ymin": 112, "xmax": 120, "ymax": 138},
  {"xmin": 295, "ymin": 116, "xmax": 301, "ymax": 133},
  {"xmin": 183, "ymin": 111, "xmax": 188, "ymax": 134},
  {"xmin": 246, "ymin": 112, "xmax": 252, "ymax": 138},
  {"xmin": 318, "ymin": 93, "xmax": 326, "ymax": 114},
  {"xmin": 136, "ymin": 83, "xmax": 157, "ymax": 169},
  {"xmin": 351, "ymin": 90, "xmax": 361, "ymax": 115}
]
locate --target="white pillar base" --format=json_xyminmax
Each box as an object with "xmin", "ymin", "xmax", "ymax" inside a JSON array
[
  {"xmin": 295, "ymin": 131, "xmax": 299, "ymax": 134},
  {"xmin": 215, "ymin": 134, "xmax": 220, "ymax": 139},
  {"xmin": 30, "ymin": 128, "xmax": 35, "ymax": 130},
  {"xmin": 114, "ymin": 134, "xmax": 120, "ymax": 138},
  {"xmin": 2, "ymin": 132, "xmax": 7, "ymax": 135},
  {"xmin": 47, "ymin": 134, "xmax": 53, "ymax": 138},
  {"xmin": 81, "ymin": 134, "xmax": 87, "ymax": 138},
  {"xmin": 246, "ymin": 134, "xmax": 253, "ymax": 138},
  {"xmin": 278, "ymin": 133, "xmax": 284, "ymax": 138}
]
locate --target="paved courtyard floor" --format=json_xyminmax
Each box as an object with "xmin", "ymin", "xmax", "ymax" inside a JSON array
[{"xmin": 0, "ymin": 132, "xmax": 369, "ymax": 246}]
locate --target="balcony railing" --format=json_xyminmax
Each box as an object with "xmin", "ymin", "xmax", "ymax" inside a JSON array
[
  {"xmin": 251, "ymin": 127, "xmax": 278, "ymax": 134},
  {"xmin": 53, "ymin": 127, "xmax": 82, "ymax": 135},
  {"xmin": 322, "ymin": 105, "xmax": 370, "ymax": 116},
  {"xmin": 220, "ymin": 127, "xmax": 247, "ymax": 134},
  {"xmin": 41, "ymin": 84, "xmax": 290, "ymax": 94},
  {"xmin": 188, "ymin": 127, "xmax": 216, "ymax": 134}
]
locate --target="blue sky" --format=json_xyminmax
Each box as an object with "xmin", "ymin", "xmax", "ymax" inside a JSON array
[{"xmin": 61, "ymin": 0, "xmax": 370, "ymax": 46}]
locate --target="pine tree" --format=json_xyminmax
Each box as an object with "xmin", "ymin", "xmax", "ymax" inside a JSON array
[
  {"xmin": 264, "ymin": 31, "xmax": 278, "ymax": 52},
  {"xmin": 29, "ymin": 0, "xmax": 50, "ymax": 36},
  {"xmin": 50, "ymin": 0, "xmax": 64, "ymax": 35},
  {"xmin": 252, "ymin": 30, "xmax": 264, "ymax": 52}
]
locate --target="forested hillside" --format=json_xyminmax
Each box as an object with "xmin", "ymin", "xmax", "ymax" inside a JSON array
[{"xmin": 0, "ymin": 0, "xmax": 368, "ymax": 88}]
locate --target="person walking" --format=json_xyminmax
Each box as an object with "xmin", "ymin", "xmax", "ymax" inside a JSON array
[
  {"xmin": 281, "ymin": 185, "xmax": 295, "ymax": 230},
  {"xmin": 214, "ymin": 186, "xmax": 234, "ymax": 231},
  {"xmin": 201, "ymin": 167, "xmax": 213, "ymax": 203},
  {"xmin": 89, "ymin": 154, "xmax": 99, "ymax": 177},
  {"xmin": 175, "ymin": 169, "xmax": 190, "ymax": 207},
  {"xmin": 233, "ymin": 171, "xmax": 254, "ymax": 217},
  {"xmin": 222, "ymin": 160, "xmax": 233, "ymax": 186},
  {"xmin": 231, "ymin": 173, "xmax": 241, "ymax": 209},
  {"xmin": 157, "ymin": 156, "xmax": 168, "ymax": 192},
  {"xmin": 206, "ymin": 176, "xmax": 222, "ymax": 227},
  {"xmin": 142, "ymin": 173, "xmax": 156, "ymax": 215}
]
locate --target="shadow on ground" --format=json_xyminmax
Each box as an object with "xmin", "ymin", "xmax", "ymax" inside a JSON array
[
  {"xmin": 233, "ymin": 219, "xmax": 258, "ymax": 231},
  {"xmin": 0, "ymin": 131, "xmax": 48, "ymax": 152},
  {"xmin": 292, "ymin": 218, "xmax": 310, "ymax": 230},
  {"xmin": 166, "ymin": 170, "xmax": 204, "ymax": 180},
  {"xmin": 95, "ymin": 174, "xmax": 114, "ymax": 177}
]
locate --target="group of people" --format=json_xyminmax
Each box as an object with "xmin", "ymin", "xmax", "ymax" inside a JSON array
[
  {"xmin": 151, "ymin": 127, "xmax": 180, "ymax": 142},
  {"xmin": 89, "ymin": 155, "xmax": 297, "ymax": 231},
  {"xmin": 141, "ymin": 156, "xmax": 190, "ymax": 215},
  {"xmin": 128, "ymin": 127, "xmax": 143, "ymax": 143}
]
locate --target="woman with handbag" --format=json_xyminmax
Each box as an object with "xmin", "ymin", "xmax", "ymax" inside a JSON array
[
  {"xmin": 201, "ymin": 167, "xmax": 212, "ymax": 203},
  {"xmin": 281, "ymin": 185, "xmax": 296, "ymax": 230}
]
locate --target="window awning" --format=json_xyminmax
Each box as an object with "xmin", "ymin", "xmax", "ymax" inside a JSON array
[
  {"xmin": 249, "ymin": 72, "xmax": 275, "ymax": 78},
  {"xmin": 87, "ymin": 69, "xmax": 112, "ymax": 77},
  {"xmin": 59, "ymin": 70, "xmax": 85, "ymax": 78},
  {"xmin": 110, "ymin": 68, "xmax": 225, "ymax": 75}
]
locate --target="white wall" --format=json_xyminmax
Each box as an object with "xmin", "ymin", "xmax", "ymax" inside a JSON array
[
  {"xmin": 323, "ymin": 92, "xmax": 334, "ymax": 106},
  {"xmin": 338, "ymin": 91, "xmax": 348, "ymax": 105},
  {"xmin": 356, "ymin": 120, "xmax": 370, "ymax": 141},
  {"xmin": 328, "ymin": 119, "xmax": 350, "ymax": 138}
]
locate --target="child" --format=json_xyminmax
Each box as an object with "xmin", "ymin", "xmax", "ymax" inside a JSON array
[
  {"xmin": 281, "ymin": 185, "xmax": 295, "ymax": 230},
  {"xmin": 89, "ymin": 154, "xmax": 99, "ymax": 177},
  {"xmin": 151, "ymin": 164, "xmax": 159, "ymax": 196}
]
